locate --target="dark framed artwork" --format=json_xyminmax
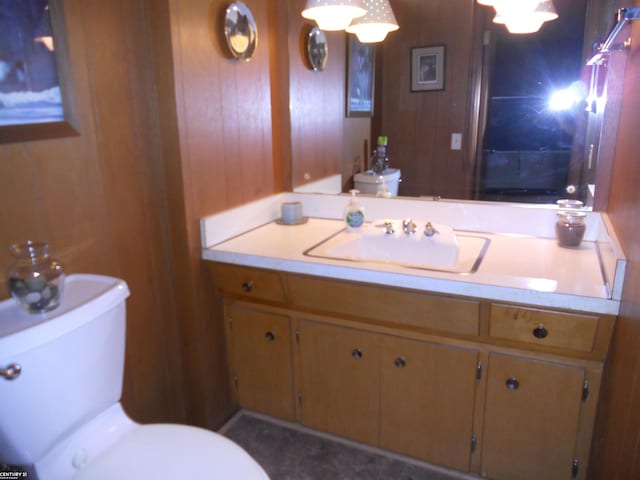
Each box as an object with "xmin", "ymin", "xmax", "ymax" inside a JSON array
[
  {"xmin": 346, "ymin": 35, "xmax": 375, "ymax": 117},
  {"xmin": 411, "ymin": 45, "xmax": 445, "ymax": 92},
  {"xmin": 0, "ymin": 0, "xmax": 77, "ymax": 144}
]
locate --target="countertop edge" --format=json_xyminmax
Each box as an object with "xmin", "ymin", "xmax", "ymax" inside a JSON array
[{"xmin": 202, "ymin": 249, "xmax": 620, "ymax": 316}]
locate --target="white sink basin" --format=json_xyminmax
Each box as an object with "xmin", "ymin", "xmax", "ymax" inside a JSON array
[{"xmin": 304, "ymin": 220, "xmax": 490, "ymax": 274}]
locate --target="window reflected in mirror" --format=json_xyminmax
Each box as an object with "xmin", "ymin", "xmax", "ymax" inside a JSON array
[{"xmin": 478, "ymin": 0, "xmax": 589, "ymax": 204}]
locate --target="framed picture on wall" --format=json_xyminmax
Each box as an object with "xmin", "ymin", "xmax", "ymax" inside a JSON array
[
  {"xmin": 0, "ymin": 0, "xmax": 77, "ymax": 144},
  {"xmin": 346, "ymin": 35, "xmax": 375, "ymax": 117},
  {"xmin": 411, "ymin": 45, "xmax": 445, "ymax": 92}
]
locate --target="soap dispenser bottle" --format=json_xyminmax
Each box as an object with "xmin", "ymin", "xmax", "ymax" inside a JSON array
[{"xmin": 344, "ymin": 189, "xmax": 365, "ymax": 232}]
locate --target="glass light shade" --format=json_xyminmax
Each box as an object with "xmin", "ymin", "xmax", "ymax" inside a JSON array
[
  {"xmin": 493, "ymin": 0, "xmax": 542, "ymax": 17},
  {"xmin": 494, "ymin": 0, "xmax": 557, "ymax": 34},
  {"xmin": 494, "ymin": 14, "xmax": 545, "ymax": 34},
  {"xmin": 302, "ymin": 0, "xmax": 367, "ymax": 31},
  {"xmin": 346, "ymin": 0, "xmax": 399, "ymax": 43},
  {"xmin": 477, "ymin": 0, "xmax": 540, "ymax": 8}
]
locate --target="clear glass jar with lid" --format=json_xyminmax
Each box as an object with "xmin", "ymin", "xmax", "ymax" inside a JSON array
[{"xmin": 6, "ymin": 241, "xmax": 65, "ymax": 313}]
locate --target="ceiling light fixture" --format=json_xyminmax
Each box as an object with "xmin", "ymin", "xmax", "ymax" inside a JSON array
[
  {"xmin": 485, "ymin": 0, "xmax": 557, "ymax": 34},
  {"xmin": 302, "ymin": 0, "xmax": 368, "ymax": 31},
  {"xmin": 346, "ymin": 0, "xmax": 399, "ymax": 43},
  {"xmin": 493, "ymin": 0, "xmax": 558, "ymax": 34}
]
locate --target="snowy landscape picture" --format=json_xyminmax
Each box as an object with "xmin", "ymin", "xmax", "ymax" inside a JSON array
[{"xmin": 0, "ymin": 0, "xmax": 64, "ymax": 127}]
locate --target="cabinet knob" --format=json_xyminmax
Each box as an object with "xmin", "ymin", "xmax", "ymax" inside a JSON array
[
  {"xmin": 265, "ymin": 331, "xmax": 275, "ymax": 341},
  {"xmin": 394, "ymin": 356, "xmax": 407, "ymax": 368},
  {"xmin": 505, "ymin": 377, "xmax": 520, "ymax": 390},
  {"xmin": 241, "ymin": 281, "xmax": 254, "ymax": 293},
  {"xmin": 1, "ymin": 363, "xmax": 21, "ymax": 380},
  {"xmin": 351, "ymin": 348, "xmax": 363, "ymax": 360},
  {"xmin": 532, "ymin": 324, "xmax": 548, "ymax": 339}
]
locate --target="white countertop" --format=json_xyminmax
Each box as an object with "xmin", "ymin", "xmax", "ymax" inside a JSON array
[{"xmin": 201, "ymin": 192, "xmax": 625, "ymax": 315}]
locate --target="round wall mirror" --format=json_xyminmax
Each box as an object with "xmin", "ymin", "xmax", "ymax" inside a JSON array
[
  {"xmin": 307, "ymin": 27, "xmax": 328, "ymax": 71},
  {"xmin": 224, "ymin": 1, "xmax": 257, "ymax": 61}
]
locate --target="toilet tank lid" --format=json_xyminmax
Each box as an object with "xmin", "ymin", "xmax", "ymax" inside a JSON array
[
  {"xmin": 0, "ymin": 274, "xmax": 130, "ymax": 358},
  {"xmin": 354, "ymin": 168, "xmax": 401, "ymax": 183}
]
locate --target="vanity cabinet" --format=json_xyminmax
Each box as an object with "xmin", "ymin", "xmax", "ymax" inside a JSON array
[
  {"xmin": 379, "ymin": 335, "xmax": 479, "ymax": 472},
  {"xmin": 297, "ymin": 320, "xmax": 382, "ymax": 445},
  {"xmin": 224, "ymin": 302, "xmax": 295, "ymax": 421},
  {"xmin": 297, "ymin": 319, "xmax": 480, "ymax": 472},
  {"xmin": 209, "ymin": 263, "xmax": 615, "ymax": 480},
  {"xmin": 481, "ymin": 353, "xmax": 586, "ymax": 480}
]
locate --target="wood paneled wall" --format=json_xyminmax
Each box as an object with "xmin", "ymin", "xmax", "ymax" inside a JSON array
[
  {"xmin": 148, "ymin": 0, "xmax": 280, "ymax": 428},
  {"xmin": 288, "ymin": 0, "xmax": 370, "ymax": 192},
  {"xmin": 288, "ymin": 0, "xmax": 343, "ymax": 189},
  {"xmin": 0, "ymin": 1, "xmax": 185, "ymax": 424},
  {"xmin": 377, "ymin": 0, "xmax": 478, "ymax": 199},
  {"xmin": 588, "ymin": 1, "xmax": 640, "ymax": 476}
]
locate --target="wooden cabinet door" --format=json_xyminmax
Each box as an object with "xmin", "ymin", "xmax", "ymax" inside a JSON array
[
  {"xmin": 228, "ymin": 304, "xmax": 294, "ymax": 420},
  {"xmin": 380, "ymin": 336, "xmax": 479, "ymax": 472},
  {"xmin": 298, "ymin": 320, "xmax": 381, "ymax": 445},
  {"xmin": 482, "ymin": 353, "xmax": 585, "ymax": 480}
]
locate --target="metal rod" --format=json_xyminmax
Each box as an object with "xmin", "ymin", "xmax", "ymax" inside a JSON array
[{"xmin": 587, "ymin": 7, "xmax": 640, "ymax": 66}]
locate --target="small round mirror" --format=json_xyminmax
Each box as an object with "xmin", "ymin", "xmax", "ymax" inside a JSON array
[
  {"xmin": 307, "ymin": 27, "xmax": 328, "ymax": 71},
  {"xmin": 224, "ymin": 2, "xmax": 257, "ymax": 61}
]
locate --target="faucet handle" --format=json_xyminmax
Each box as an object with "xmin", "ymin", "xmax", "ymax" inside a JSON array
[
  {"xmin": 383, "ymin": 221, "xmax": 395, "ymax": 235},
  {"xmin": 402, "ymin": 218, "xmax": 417, "ymax": 235},
  {"xmin": 424, "ymin": 222, "xmax": 439, "ymax": 237}
]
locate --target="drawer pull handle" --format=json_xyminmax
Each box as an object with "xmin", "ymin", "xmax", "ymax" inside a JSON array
[
  {"xmin": 394, "ymin": 356, "xmax": 407, "ymax": 368},
  {"xmin": 532, "ymin": 324, "xmax": 548, "ymax": 339},
  {"xmin": 265, "ymin": 331, "xmax": 275, "ymax": 341},
  {"xmin": 506, "ymin": 377, "xmax": 520, "ymax": 390},
  {"xmin": 241, "ymin": 281, "xmax": 254, "ymax": 293},
  {"xmin": 352, "ymin": 348, "xmax": 363, "ymax": 360}
]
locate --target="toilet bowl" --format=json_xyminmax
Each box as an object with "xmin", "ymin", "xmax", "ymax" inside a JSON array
[
  {"xmin": 354, "ymin": 168, "xmax": 401, "ymax": 196},
  {"xmin": 0, "ymin": 274, "xmax": 268, "ymax": 480}
]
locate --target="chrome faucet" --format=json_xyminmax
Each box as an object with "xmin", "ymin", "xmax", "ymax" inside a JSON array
[
  {"xmin": 383, "ymin": 221, "xmax": 395, "ymax": 235},
  {"xmin": 402, "ymin": 218, "xmax": 417, "ymax": 235},
  {"xmin": 424, "ymin": 222, "xmax": 439, "ymax": 237}
]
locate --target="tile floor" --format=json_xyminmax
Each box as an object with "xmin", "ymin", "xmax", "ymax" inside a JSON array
[{"xmin": 222, "ymin": 412, "xmax": 474, "ymax": 480}]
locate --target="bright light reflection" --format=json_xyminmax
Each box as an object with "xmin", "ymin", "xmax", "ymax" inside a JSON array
[
  {"xmin": 527, "ymin": 278, "xmax": 558, "ymax": 292},
  {"xmin": 549, "ymin": 89, "xmax": 578, "ymax": 111},
  {"xmin": 549, "ymin": 81, "xmax": 589, "ymax": 111}
]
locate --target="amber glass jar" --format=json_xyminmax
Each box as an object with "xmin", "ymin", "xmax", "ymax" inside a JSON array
[{"xmin": 556, "ymin": 211, "xmax": 587, "ymax": 248}]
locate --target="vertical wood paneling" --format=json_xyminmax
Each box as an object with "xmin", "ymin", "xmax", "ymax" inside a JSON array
[
  {"xmin": 149, "ymin": 0, "xmax": 278, "ymax": 429},
  {"xmin": 0, "ymin": 0, "xmax": 185, "ymax": 424},
  {"xmin": 288, "ymin": 0, "xmax": 349, "ymax": 189},
  {"xmin": 589, "ymin": 1, "xmax": 640, "ymax": 476},
  {"xmin": 268, "ymin": 1, "xmax": 292, "ymax": 191},
  {"xmin": 78, "ymin": 0, "xmax": 184, "ymax": 422}
]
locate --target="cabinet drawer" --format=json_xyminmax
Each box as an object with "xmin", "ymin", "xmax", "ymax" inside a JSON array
[
  {"xmin": 210, "ymin": 263, "xmax": 285, "ymax": 303},
  {"xmin": 489, "ymin": 304, "xmax": 599, "ymax": 352},
  {"xmin": 287, "ymin": 275, "xmax": 479, "ymax": 336}
]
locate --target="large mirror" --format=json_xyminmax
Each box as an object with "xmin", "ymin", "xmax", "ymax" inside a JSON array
[
  {"xmin": 374, "ymin": 0, "xmax": 601, "ymax": 205},
  {"xmin": 291, "ymin": 0, "xmax": 619, "ymax": 208}
]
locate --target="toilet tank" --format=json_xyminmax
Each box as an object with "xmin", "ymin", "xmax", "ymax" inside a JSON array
[{"xmin": 0, "ymin": 274, "xmax": 130, "ymax": 466}]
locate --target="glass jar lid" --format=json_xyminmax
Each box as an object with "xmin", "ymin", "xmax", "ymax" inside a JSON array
[
  {"xmin": 557, "ymin": 199, "xmax": 584, "ymax": 209},
  {"xmin": 557, "ymin": 210, "xmax": 587, "ymax": 224}
]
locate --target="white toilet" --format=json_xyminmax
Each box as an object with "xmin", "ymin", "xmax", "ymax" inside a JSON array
[
  {"xmin": 0, "ymin": 274, "xmax": 269, "ymax": 480},
  {"xmin": 353, "ymin": 168, "xmax": 401, "ymax": 196}
]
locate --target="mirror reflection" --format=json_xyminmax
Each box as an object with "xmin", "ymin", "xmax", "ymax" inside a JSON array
[
  {"xmin": 303, "ymin": 0, "xmax": 605, "ymax": 206},
  {"xmin": 478, "ymin": 0, "xmax": 588, "ymax": 204}
]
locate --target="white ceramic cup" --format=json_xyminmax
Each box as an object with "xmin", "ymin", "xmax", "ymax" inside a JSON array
[{"xmin": 281, "ymin": 201, "xmax": 303, "ymax": 224}]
